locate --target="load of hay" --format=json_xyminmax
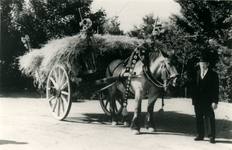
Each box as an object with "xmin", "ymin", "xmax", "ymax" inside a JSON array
[{"xmin": 18, "ymin": 34, "xmax": 146, "ymax": 90}]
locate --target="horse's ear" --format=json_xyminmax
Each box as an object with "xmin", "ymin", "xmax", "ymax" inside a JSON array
[
  {"xmin": 168, "ymin": 50, "xmax": 175, "ymax": 58},
  {"xmin": 160, "ymin": 50, "xmax": 169, "ymax": 58}
]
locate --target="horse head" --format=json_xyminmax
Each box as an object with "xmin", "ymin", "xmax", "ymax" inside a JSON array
[
  {"xmin": 148, "ymin": 48, "xmax": 179, "ymax": 88},
  {"xmin": 161, "ymin": 52, "xmax": 179, "ymax": 87}
]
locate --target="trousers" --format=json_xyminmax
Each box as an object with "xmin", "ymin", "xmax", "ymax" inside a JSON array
[{"xmin": 194, "ymin": 103, "xmax": 216, "ymax": 139}]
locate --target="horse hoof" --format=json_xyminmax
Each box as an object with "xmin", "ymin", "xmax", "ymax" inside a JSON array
[
  {"xmin": 148, "ymin": 127, "xmax": 156, "ymax": 132},
  {"xmin": 124, "ymin": 121, "xmax": 130, "ymax": 126},
  {"xmin": 132, "ymin": 130, "xmax": 140, "ymax": 135},
  {"xmin": 111, "ymin": 121, "xmax": 117, "ymax": 126}
]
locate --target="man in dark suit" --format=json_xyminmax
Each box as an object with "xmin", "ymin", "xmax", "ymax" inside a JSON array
[{"xmin": 192, "ymin": 56, "xmax": 219, "ymax": 143}]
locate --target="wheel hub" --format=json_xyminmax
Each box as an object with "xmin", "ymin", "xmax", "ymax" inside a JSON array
[{"xmin": 50, "ymin": 87, "xmax": 61, "ymax": 97}]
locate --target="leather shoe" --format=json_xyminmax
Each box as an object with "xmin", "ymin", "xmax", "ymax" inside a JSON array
[
  {"xmin": 194, "ymin": 136, "xmax": 204, "ymax": 141},
  {"xmin": 209, "ymin": 138, "xmax": 215, "ymax": 143}
]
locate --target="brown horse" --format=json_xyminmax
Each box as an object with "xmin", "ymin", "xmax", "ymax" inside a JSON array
[{"xmin": 106, "ymin": 43, "xmax": 179, "ymax": 134}]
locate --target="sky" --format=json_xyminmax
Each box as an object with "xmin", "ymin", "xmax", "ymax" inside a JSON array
[{"xmin": 90, "ymin": 0, "xmax": 181, "ymax": 32}]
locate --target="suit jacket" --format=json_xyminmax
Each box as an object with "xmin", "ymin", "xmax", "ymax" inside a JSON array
[{"xmin": 192, "ymin": 69, "xmax": 219, "ymax": 105}]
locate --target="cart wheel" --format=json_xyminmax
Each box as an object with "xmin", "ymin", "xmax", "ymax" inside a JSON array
[
  {"xmin": 99, "ymin": 91, "xmax": 123, "ymax": 116},
  {"xmin": 46, "ymin": 65, "xmax": 72, "ymax": 120}
]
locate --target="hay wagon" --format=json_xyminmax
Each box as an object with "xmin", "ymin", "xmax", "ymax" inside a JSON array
[
  {"xmin": 44, "ymin": 28, "xmax": 147, "ymax": 120},
  {"xmin": 19, "ymin": 18, "xmax": 152, "ymax": 121},
  {"xmin": 19, "ymin": 33, "xmax": 146, "ymax": 121}
]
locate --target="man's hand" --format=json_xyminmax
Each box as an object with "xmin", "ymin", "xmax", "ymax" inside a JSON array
[{"xmin": 212, "ymin": 103, "xmax": 218, "ymax": 110}]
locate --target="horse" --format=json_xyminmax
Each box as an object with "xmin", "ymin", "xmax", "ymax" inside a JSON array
[{"xmin": 106, "ymin": 42, "xmax": 179, "ymax": 134}]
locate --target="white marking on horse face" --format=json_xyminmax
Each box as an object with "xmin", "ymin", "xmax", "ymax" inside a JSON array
[
  {"xmin": 163, "ymin": 58, "xmax": 179, "ymax": 79},
  {"xmin": 150, "ymin": 56, "xmax": 165, "ymax": 73},
  {"xmin": 164, "ymin": 58, "xmax": 171, "ymax": 70}
]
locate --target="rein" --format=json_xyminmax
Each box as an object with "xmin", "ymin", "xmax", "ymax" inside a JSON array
[{"xmin": 137, "ymin": 48, "xmax": 173, "ymax": 88}]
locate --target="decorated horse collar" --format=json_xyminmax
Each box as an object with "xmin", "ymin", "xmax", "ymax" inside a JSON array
[{"xmin": 123, "ymin": 42, "xmax": 171, "ymax": 88}]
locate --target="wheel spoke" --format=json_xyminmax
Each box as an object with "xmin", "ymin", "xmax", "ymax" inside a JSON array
[
  {"xmin": 50, "ymin": 77, "xmax": 57, "ymax": 88},
  {"xmin": 114, "ymin": 101, "xmax": 119, "ymax": 113},
  {"xmin": 61, "ymin": 95, "xmax": 68, "ymax": 105},
  {"xmin": 58, "ymin": 67, "xmax": 62, "ymax": 86},
  {"xmin": 60, "ymin": 97, "xmax": 65, "ymax": 113},
  {"xmin": 61, "ymin": 90, "xmax": 69, "ymax": 96},
  {"xmin": 57, "ymin": 97, "xmax": 60, "ymax": 116},
  {"xmin": 61, "ymin": 81, "xmax": 68, "ymax": 90},
  {"xmin": 60, "ymin": 71, "xmax": 65, "ymax": 86},
  {"xmin": 105, "ymin": 99, "xmax": 109, "ymax": 108},
  {"xmin": 48, "ymin": 96, "xmax": 55, "ymax": 102},
  {"xmin": 52, "ymin": 69, "xmax": 58, "ymax": 82},
  {"xmin": 52, "ymin": 98, "xmax": 58, "ymax": 112}
]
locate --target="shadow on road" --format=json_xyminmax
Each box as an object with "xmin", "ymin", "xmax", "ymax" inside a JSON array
[
  {"xmin": 0, "ymin": 139, "xmax": 28, "ymax": 145},
  {"xmin": 0, "ymin": 90, "xmax": 44, "ymax": 98},
  {"xmin": 64, "ymin": 111, "xmax": 232, "ymax": 140}
]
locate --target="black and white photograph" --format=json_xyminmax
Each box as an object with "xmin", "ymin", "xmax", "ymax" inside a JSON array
[{"xmin": 0, "ymin": 0, "xmax": 232, "ymax": 149}]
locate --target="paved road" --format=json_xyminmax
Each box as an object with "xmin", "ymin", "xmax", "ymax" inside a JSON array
[{"xmin": 0, "ymin": 94, "xmax": 231, "ymax": 150}]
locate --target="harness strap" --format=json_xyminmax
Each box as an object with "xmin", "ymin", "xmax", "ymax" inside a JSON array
[
  {"xmin": 122, "ymin": 48, "xmax": 140, "ymax": 116},
  {"xmin": 122, "ymin": 43, "xmax": 148, "ymax": 116},
  {"xmin": 143, "ymin": 65, "xmax": 164, "ymax": 88}
]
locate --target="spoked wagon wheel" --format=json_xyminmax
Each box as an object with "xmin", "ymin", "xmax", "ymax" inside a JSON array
[
  {"xmin": 99, "ymin": 91, "xmax": 123, "ymax": 116},
  {"xmin": 46, "ymin": 65, "xmax": 72, "ymax": 120}
]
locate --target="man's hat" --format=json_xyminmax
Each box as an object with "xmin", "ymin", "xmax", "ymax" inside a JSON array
[{"xmin": 198, "ymin": 55, "xmax": 209, "ymax": 62}]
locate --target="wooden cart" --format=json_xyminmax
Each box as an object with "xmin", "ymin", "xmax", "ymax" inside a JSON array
[{"xmin": 46, "ymin": 60, "xmax": 125, "ymax": 120}]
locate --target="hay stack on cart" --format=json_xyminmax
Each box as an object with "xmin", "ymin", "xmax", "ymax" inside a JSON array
[{"xmin": 18, "ymin": 34, "xmax": 146, "ymax": 92}]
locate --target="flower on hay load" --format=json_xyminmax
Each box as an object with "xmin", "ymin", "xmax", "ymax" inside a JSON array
[
  {"xmin": 80, "ymin": 18, "xmax": 92, "ymax": 30},
  {"xmin": 152, "ymin": 24, "xmax": 164, "ymax": 36}
]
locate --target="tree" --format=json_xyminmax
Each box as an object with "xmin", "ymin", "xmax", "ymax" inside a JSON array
[
  {"xmin": 1, "ymin": 0, "xmax": 27, "ymax": 89},
  {"xmin": 172, "ymin": 1, "xmax": 231, "ymax": 46},
  {"xmin": 0, "ymin": 0, "xmax": 106, "ymax": 90},
  {"xmin": 172, "ymin": 0, "xmax": 232, "ymax": 102},
  {"xmin": 103, "ymin": 16, "xmax": 123, "ymax": 35},
  {"xmin": 8, "ymin": 0, "xmax": 92, "ymax": 48},
  {"xmin": 129, "ymin": 13, "xmax": 157, "ymax": 39},
  {"xmin": 89, "ymin": 8, "xmax": 107, "ymax": 34}
]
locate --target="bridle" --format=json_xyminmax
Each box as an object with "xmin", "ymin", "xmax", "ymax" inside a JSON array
[{"xmin": 137, "ymin": 44, "xmax": 176, "ymax": 88}]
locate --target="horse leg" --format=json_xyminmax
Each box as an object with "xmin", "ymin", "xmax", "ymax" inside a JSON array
[
  {"xmin": 145, "ymin": 93, "xmax": 159, "ymax": 132},
  {"xmin": 130, "ymin": 90, "xmax": 143, "ymax": 134},
  {"xmin": 108, "ymin": 86, "xmax": 118, "ymax": 125},
  {"xmin": 120, "ymin": 93, "xmax": 130, "ymax": 126}
]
